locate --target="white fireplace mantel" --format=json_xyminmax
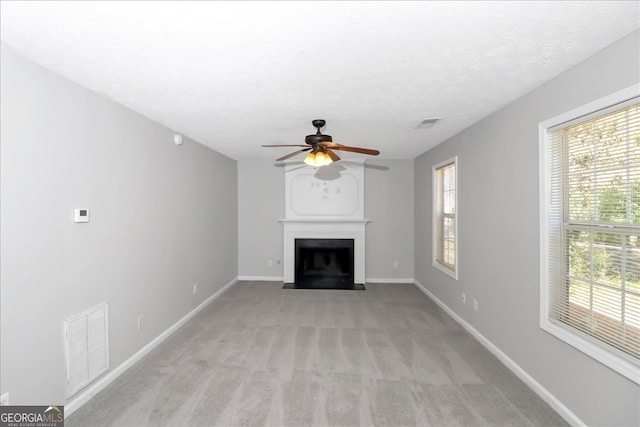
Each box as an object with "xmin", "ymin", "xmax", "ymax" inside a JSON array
[
  {"xmin": 281, "ymin": 161, "xmax": 368, "ymax": 285},
  {"xmin": 280, "ymin": 219, "xmax": 369, "ymax": 284}
]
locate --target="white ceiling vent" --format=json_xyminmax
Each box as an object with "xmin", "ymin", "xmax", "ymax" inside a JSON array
[{"xmin": 416, "ymin": 118, "xmax": 442, "ymax": 129}]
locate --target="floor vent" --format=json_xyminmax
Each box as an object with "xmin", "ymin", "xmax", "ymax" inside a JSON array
[{"xmin": 64, "ymin": 302, "xmax": 109, "ymax": 397}]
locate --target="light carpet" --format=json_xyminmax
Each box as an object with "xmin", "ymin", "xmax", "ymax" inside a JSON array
[{"xmin": 66, "ymin": 281, "xmax": 567, "ymax": 426}]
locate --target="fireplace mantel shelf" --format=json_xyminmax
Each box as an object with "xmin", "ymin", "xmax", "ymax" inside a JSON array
[{"xmin": 279, "ymin": 219, "xmax": 371, "ymax": 223}]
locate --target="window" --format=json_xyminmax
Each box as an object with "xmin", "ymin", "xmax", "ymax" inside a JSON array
[
  {"xmin": 433, "ymin": 157, "xmax": 458, "ymax": 279},
  {"xmin": 540, "ymin": 85, "xmax": 640, "ymax": 383}
]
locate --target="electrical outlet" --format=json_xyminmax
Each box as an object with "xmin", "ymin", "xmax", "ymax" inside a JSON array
[
  {"xmin": 268, "ymin": 259, "xmax": 273, "ymax": 267},
  {"xmin": 137, "ymin": 314, "xmax": 144, "ymax": 331},
  {"xmin": 473, "ymin": 299, "xmax": 479, "ymax": 312},
  {"xmin": 393, "ymin": 261, "xmax": 399, "ymax": 269},
  {"xmin": 461, "ymin": 292, "xmax": 466, "ymax": 304},
  {"xmin": 193, "ymin": 283, "xmax": 198, "ymax": 295},
  {"xmin": 0, "ymin": 393, "xmax": 9, "ymax": 406}
]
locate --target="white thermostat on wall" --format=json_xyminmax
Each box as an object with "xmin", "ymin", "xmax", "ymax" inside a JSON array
[{"xmin": 74, "ymin": 208, "xmax": 90, "ymax": 223}]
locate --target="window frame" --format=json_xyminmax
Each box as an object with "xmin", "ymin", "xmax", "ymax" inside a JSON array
[
  {"xmin": 433, "ymin": 156, "xmax": 459, "ymax": 280},
  {"xmin": 539, "ymin": 84, "xmax": 640, "ymax": 384}
]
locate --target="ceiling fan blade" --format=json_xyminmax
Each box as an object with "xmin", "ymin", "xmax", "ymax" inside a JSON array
[
  {"xmin": 262, "ymin": 144, "xmax": 309, "ymax": 147},
  {"xmin": 325, "ymin": 147, "xmax": 341, "ymax": 162},
  {"xmin": 276, "ymin": 147, "xmax": 311, "ymax": 161},
  {"xmin": 331, "ymin": 145, "xmax": 380, "ymax": 156},
  {"xmin": 319, "ymin": 142, "xmax": 339, "ymax": 148}
]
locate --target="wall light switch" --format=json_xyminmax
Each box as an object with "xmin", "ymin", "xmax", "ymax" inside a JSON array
[{"xmin": 74, "ymin": 208, "xmax": 90, "ymax": 223}]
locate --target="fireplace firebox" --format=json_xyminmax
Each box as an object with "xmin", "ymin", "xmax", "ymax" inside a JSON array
[{"xmin": 284, "ymin": 238, "xmax": 364, "ymax": 290}]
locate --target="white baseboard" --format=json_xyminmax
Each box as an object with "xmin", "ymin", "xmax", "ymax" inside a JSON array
[
  {"xmin": 366, "ymin": 277, "xmax": 415, "ymax": 284},
  {"xmin": 413, "ymin": 279, "xmax": 585, "ymax": 427},
  {"xmin": 64, "ymin": 277, "xmax": 238, "ymax": 418},
  {"xmin": 237, "ymin": 276, "xmax": 283, "ymax": 282}
]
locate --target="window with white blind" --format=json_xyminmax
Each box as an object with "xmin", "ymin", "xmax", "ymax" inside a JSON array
[
  {"xmin": 433, "ymin": 157, "xmax": 458, "ymax": 279},
  {"xmin": 540, "ymin": 85, "xmax": 640, "ymax": 383}
]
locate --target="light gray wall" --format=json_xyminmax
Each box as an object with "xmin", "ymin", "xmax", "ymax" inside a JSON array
[
  {"xmin": 237, "ymin": 159, "xmax": 414, "ymax": 281},
  {"xmin": 364, "ymin": 160, "xmax": 414, "ymax": 280},
  {"xmin": 414, "ymin": 30, "xmax": 640, "ymax": 426},
  {"xmin": 237, "ymin": 162, "xmax": 286, "ymax": 278},
  {"xmin": 0, "ymin": 46, "xmax": 238, "ymax": 406}
]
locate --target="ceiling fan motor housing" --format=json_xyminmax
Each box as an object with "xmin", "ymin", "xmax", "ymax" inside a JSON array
[
  {"xmin": 305, "ymin": 119, "xmax": 332, "ymax": 145},
  {"xmin": 305, "ymin": 133, "xmax": 332, "ymax": 145}
]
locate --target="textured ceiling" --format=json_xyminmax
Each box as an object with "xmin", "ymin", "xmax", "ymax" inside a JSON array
[{"xmin": 1, "ymin": 1, "xmax": 639, "ymax": 161}]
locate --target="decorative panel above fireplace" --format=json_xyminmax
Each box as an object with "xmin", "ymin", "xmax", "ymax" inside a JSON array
[{"xmin": 284, "ymin": 160, "xmax": 365, "ymax": 220}]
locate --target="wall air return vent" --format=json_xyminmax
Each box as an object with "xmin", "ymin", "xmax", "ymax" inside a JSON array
[{"xmin": 64, "ymin": 302, "xmax": 109, "ymax": 397}]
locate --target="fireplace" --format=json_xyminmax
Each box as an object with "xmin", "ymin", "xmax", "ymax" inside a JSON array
[
  {"xmin": 293, "ymin": 238, "xmax": 356, "ymax": 289},
  {"xmin": 281, "ymin": 220, "xmax": 368, "ymax": 290}
]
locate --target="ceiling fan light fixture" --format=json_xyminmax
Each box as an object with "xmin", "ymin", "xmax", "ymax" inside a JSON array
[
  {"xmin": 303, "ymin": 150, "xmax": 333, "ymax": 167},
  {"xmin": 304, "ymin": 152, "xmax": 316, "ymax": 166},
  {"xmin": 315, "ymin": 151, "xmax": 326, "ymax": 164}
]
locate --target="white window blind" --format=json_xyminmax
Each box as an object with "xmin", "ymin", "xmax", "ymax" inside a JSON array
[
  {"xmin": 544, "ymin": 96, "xmax": 640, "ymax": 372},
  {"xmin": 433, "ymin": 157, "xmax": 458, "ymax": 279}
]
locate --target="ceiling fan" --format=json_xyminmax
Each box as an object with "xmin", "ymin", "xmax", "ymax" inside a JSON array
[{"xmin": 262, "ymin": 119, "xmax": 380, "ymax": 166}]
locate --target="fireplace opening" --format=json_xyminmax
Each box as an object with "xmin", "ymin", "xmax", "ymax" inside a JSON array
[{"xmin": 290, "ymin": 238, "xmax": 362, "ymax": 289}]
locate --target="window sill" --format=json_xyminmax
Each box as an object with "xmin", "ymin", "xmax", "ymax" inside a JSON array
[{"xmin": 433, "ymin": 260, "xmax": 458, "ymax": 280}]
